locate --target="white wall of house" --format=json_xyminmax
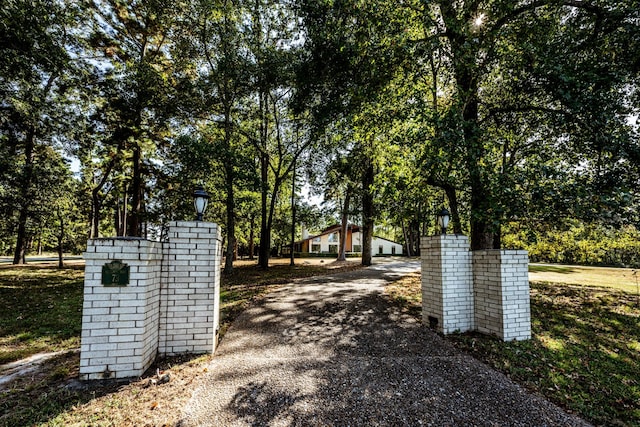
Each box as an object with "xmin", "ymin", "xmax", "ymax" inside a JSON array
[
  {"xmin": 352, "ymin": 232, "xmax": 405, "ymax": 255},
  {"xmin": 371, "ymin": 236, "xmax": 403, "ymax": 255},
  {"xmin": 306, "ymin": 230, "xmax": 403, "ymax": 255}
]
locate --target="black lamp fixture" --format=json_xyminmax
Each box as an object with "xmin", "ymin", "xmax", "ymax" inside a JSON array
[
  {"xmin": 193, "ymin": 185, "xmax": 210, "ymax": 221},
  {"xmin": 437, "ymin": 207, "xmax": 450, "ymax": 235}
]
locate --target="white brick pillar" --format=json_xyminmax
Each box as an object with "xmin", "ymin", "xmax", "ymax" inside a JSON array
[
  {"xmin": 420, "ymin": 235, "xmax": 473, "ymax": 334},
  {"xmin": 79, "ymin": 238, "xmax": 162, "ymax": 380},
  {"xmin": 160, "ymin": 221, "xmax": 222, "ymax": 356},
  {"xmin": 473, "ymin": 250, "xmax": 531, "ymax": 341}
]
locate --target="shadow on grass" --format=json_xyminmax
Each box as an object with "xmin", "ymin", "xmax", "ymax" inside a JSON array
[
  {"xmin": 447, "ymin": 282, "xmax": 640, "ymax": 426},
  {"xmin": 0, "ymin": 351, "xmax": 208, "ymax": 427},
  {"xmin": 529, "ymin": 265, "xmax": 577, "ymax": 274},
  {"xmin": 0, "ymin": 351, "xmax": 117, "ymax": 426}
]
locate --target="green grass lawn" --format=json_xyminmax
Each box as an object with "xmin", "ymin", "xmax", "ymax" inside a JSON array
[
  {"xmin": 0, "ymin": 266, "xmax": 84, "ymax": 365},
  {"xmin": 449, "ymin": 283, "xmax": 640, "ymax": 426},
  {"xmin": 530, "ymin": 263, "xmax": 639, "ymax": 293}
]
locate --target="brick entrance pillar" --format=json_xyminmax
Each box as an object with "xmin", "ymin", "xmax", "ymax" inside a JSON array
[
  {"xmin": 79, "ymin": 221, "xmax": 222, "ymax": 380},
  {"xmin": 80, "ymin": 238, "xmax": 162, "ymax": 380},
  {"xmin": 160, "ymin": 221, "xmax": 222, "ymax": 355},
  {"xmin": 420, "ymin": 236, "xmax": 531, "ymax": 341},
  {"xmin": 473, "ymin": 250, "xmax": 531, "ymax": 341},
  {"xmin": 420, "ymin": 235, "xmax": 473, "ymax": 334}
]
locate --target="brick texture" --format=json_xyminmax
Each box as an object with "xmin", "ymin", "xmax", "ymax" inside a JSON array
[
  {"xmin": 473, "ymin": 250, "xmax": 531, "ymax": 341},
  {"xmin": 80, "ymin": 238, "xmax": 162, "ymax": 380},
  {"xmin": 159, "ymin": 221, "xmax": 222, "ymax": 356},
  {"xmin": 420, "ymin": 235, "xmax": 473, "ymax": 334},
  {"xmin": 420, "ymin": 237, "xmax": 531, "ymax": 341},
  {"xmin": 79, "ymin": 222, "xmax": 222, "ymax": 381}
]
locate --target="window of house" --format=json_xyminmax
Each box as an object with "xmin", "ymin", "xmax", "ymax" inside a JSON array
[
  {"xmin": 378, "ymin": 246, "xmax": 383, "ymax": 254},
  {"xmin": 392, "ymin": 246, "xmax": 396, "ymax": 255},
  {"xmin": 352, "ymin": 245, "xmax": 361, "ymax": 252},
  {"xmin": 328, "ymin": 233, "xmax": 338, "ymax": 243},
  {"xmin": 311, "ymin": 244, "xmax": 321, "ymax": 252},
  {"xmin": 313, "ymin": 237, "xmax": 321, "ymax": 243},
  {"xmin": 329, "ymin": 245, "xmax": 338, "ymax": 254}
]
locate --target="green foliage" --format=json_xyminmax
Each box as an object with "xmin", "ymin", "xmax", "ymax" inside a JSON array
[
  {"xmin": 504, "ymin": 222, "xmax": 640, "ymax": 268},
  {"xmin": 0, "ymin": 0, "xmax": 87, "ymax": 261},
  {"xmin": 83, "ymin": 0, "xmax": 185, "ymax": 237}
]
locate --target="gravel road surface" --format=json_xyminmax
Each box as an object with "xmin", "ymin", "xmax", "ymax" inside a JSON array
[{"xmin": 179, "ymin": 260, "xmax": 590, "ymax": 427}]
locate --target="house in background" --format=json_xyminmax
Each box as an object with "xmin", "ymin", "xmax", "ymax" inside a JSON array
[{"xmin": 283, "ymin": 224, "xmax": 404, "ymax": 256}]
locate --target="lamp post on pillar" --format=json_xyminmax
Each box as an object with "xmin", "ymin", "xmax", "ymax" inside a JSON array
[
  {"xmin": 437, "ymin": 208, "xmax": 450, "ymax": 235},
  {"xmin": 193, "ymin": 185, "xmax": 210, "ymax": 221}
]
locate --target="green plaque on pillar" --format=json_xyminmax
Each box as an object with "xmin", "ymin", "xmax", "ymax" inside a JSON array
[{"xmin": 102, "ymin": 260, "xmax": 130, "ymax": 286}]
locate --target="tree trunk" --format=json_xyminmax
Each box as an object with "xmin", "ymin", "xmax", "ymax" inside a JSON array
[
  {"xmin": 258, "ymin": 151, "xmax": 270, "ymax": 268},
  {"xmin": 37, "ymin": 229, "xmax": 43, "ymax": 256},
  {"xmin": 337, "ymin": 190, "xmax": 351, "ymax": 261},
  {"xmin": 89, "ymin": 158, "xmax": 116, "ymax": 239},
  {"xmin": 263, "ymin": 177, "xmax": 283, "ymax": 265},
  {"xmin": 249, "ymin": 214, "xmax": 255, "ymax": 260},
  {"xmin": 117, "ymin": 185, "xmax": 128, "ymax": 237},
  {"xmin": 224, "ymin": 111, "xmax": 236, "ymax": 274},
  {"xmin": 443, "ymin": 184, "xmax": 462, "ymax": 235},
  {"xmin": 290, "ymin": 159, "xmax": 296, "ymax": 266},
  {"xmin": 57, "ymin": 210, "xmax": 64, "ymax": 269},
  {"xmin": 90, "ymin": 191, "xmax": 100, "ymax": 239},
  {"xmin": 440, "ymin": 1, "xmax": 495, "ymax": 250},
  {"xmin": 361, "ymin": 158, "xmax": 375, "ymax": 266},
  {"xmin": 255, "ymin": 4, "xmax": 270, "ymax": 270},
  {"xmin": 224, "ymin": 174, "xmax": 236, "ymax": 273},
  {"xmin": 401, "ymin": 218, "xmax": 412, "ymax": 257},
  {"xmin": 14, "ymin": 209, "xmax": 29, "ymax": 265},
  {"xmin": 13, "ymin": 126, "xmax": 36, "ymax": 265},
  {"xmin": 128, "ymin": 144, "xmax": 142, "ymax": 237}
]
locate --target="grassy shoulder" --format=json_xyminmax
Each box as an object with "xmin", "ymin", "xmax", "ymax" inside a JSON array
[
  {"xmin": 385, "ymin": 271, "xmax": 640, "ymax": 427},
  {"xmin": 0, "ymin": 265, "xmax": 84, "ymax": 365},
  {"xmin": 530, "ymin": 263, "xmax": 639, "ymax": 293},
  {"xmin": 0, "ymin": 259, "xmax": 360, "ymax": 427}
]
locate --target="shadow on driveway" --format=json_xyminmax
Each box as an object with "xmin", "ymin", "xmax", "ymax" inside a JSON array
[{"xmin": 180, "ymin": 261, "xmax": 590, "ymax": 427}]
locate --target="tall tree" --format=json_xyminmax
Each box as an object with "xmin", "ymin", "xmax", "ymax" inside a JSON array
[
  {"xmin": 242, "ymin": 0, "xmax": 311, "ymax": 269},
  {"xmin": 87, "ymin": 0, "xmax": 180, "ymax": 237},
  {"xmin": 0, "ymin": 0, "xmax": 82, "ymax": 263},
  {"xmin": 175, "ymin": 0, "xmax": 253, "ymax": 273},
  {"xmin": 418, "ymin": 1, "xmax": 640, "ymax": 249}
]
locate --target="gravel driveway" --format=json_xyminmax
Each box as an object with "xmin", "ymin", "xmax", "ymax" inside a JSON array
[{"xmin": 179, "ymin": 260, "xmax": 590, "ymax": 426}]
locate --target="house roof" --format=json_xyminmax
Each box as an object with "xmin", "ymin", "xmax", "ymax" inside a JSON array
[
  {"xmin": 286, "ymin": 223, "xmax": 403, "ymax": 247},
  {"xmin": 318, "ymin": 224, "xmax": 360, "ymax": 234},
  {"xmin": 294, "ymin": 223, "xmax": 360, "ymax": 245},
  {"xmin": 371, "ymin": 235, "xmax": 404, "ymax": 246}
]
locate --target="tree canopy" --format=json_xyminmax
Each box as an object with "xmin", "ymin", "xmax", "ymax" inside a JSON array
[{"xmin": 1, "ymin": 0, "xmax": 638, "ymax": 265}]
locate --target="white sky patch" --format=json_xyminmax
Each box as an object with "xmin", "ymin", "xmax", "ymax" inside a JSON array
[
  {"xmin": 300, "ymin": 183, "xmax": 324, "ymax": 208},
  {"xmin": 70, "ymin": 157, "xmax": 81, "ymax": 173}
]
